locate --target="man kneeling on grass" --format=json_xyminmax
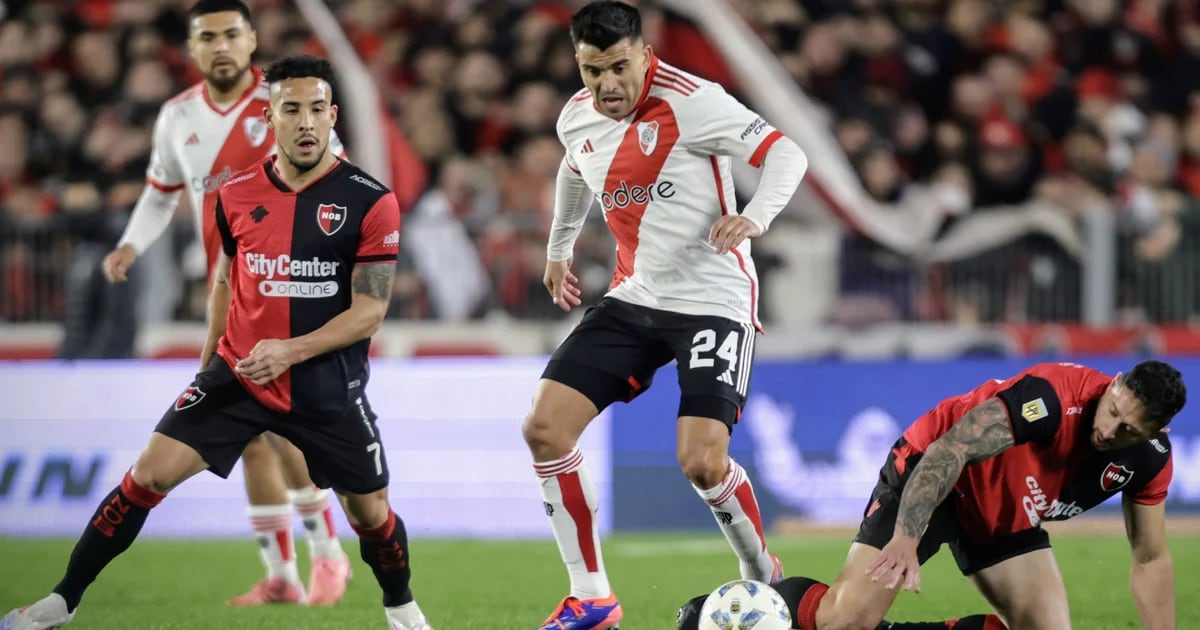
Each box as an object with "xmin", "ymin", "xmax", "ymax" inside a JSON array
[{"xmin": 680, "ymin": 361, "xmax": 1184, "ymax": 630}]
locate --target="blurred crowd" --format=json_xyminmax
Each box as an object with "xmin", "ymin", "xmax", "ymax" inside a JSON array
[
  {"xmin": 3, "ymin": 0, "xmax": 1200, "ymax": 349},
  {"xmin": 783, "ymin": 0, "xmax": 1200, "ymax": 324}
]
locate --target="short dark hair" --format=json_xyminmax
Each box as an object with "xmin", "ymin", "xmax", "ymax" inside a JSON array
[
  {"xmin": 570, "ymin": 1, "xmax": 642, "ymax": 50},
  {"xmin": 188, "ymin": 0, "xmax": 253, "ymax": 26},
  {"xmin": 1124, "ymin": 360, "xmax": 1187, "ymax": 428},
  {"xmin": 264, "ymin": 55, "xmax": 336, "ymax": 91}
]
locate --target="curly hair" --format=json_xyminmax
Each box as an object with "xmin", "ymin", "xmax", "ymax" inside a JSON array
[
  {"xmin": 263, "ymin": 55, "xmax": 336, "ymax": 91},
  {"xmin": 1123, "ymin": 360, "xmax": 1187, "ymax": 428}
]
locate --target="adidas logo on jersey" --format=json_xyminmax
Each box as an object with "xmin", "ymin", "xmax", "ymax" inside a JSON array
[
  {"xmin": 185, "ymin": 133, "xmax": 200, "ymax": 146},
  {"xmin": 580, "ymin": 139, "xmax": 595, "ymax": 154},
  {"xmin": 717, "ymin": 370, "xmax": 734, "ymax": 386},
  {"xmin": 383, "ymin": 230, "xmax": 400, "ymax": 246}
]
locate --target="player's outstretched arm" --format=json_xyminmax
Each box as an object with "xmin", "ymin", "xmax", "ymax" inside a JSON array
[
  {"xmin": 236, "ymin": 262, "xmax": 395, "ymax": 386},
  {"xmin": 867, "ymin": 397, "xmax": 1014, "ymax": 592},
  {"xmin": 199, "ymin": 251, "xmax": 232, "ymax": 371},
  {"xmin": 1124, "ymin": 496, "xmax": 1175, "ymax": 630}
]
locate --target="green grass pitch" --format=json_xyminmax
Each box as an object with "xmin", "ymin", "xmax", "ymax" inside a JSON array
[{"xmin": 1, "ymin": 533, "xmax": 1196, "ymax": 628}]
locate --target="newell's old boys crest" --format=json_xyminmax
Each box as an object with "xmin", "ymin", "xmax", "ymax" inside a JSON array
[
  {"xmin": 637, "ymin": 121, "xmax": 659, "ymax": 156},
  {"xmin": 175, "ymin": 386, "xmax": 206, "ymax": 411},
  {"xmin": 1101, "ymin": 463, "xmax": 1134, "ymax": 492},
  {"xmin": 243, "ymin": 116, "xmax": 269, "ymax": 148},
  {"xmin": 317, "ymin": 203, "xmax": 347, "ymax": 236}
]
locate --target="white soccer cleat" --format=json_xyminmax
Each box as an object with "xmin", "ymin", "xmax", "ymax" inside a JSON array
[
  {"xmin": 1, "ymin": 594, "xmax": 75, "ymax": 629},
  {"xmin": 385, "ymin": 601, "xmax": 432, "ymax": 630}
]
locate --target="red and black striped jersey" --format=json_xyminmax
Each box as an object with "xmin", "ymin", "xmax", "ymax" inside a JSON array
[
  {"xmin": 214, "ymin": 156, "xmax": 400, "ymax": 417},
  {"xmin": 900, "ymin": 362, "xmax": 1172, "ymax": 541}
]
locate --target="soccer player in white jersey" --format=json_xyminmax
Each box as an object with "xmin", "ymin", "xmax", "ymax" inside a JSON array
[
  {"xmin": 98, "ymin": 0, "xmax": 351, "ymax": 607},
  {"xmin": 525, "ymin": 2, "xmax": 809, "ymax": 628}
]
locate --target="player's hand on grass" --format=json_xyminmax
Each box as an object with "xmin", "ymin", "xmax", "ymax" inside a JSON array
[
  {"xmin": 867, "ymin": 535, "xmax": 922, "ymax": 592},
  {"xmin": 544, "ymin": 258, "xmax": 582, "ymax": 312},
  {"xmin": 708, "ymin": 215, "xmax": 761, "ymax": 255},
  {"xmin": 102, "ymin": 244, "xmax": 137, "ymax": 283},
  {"xmin": 236, "ymin": 339, "xmax": 299, "ymax": 385}
]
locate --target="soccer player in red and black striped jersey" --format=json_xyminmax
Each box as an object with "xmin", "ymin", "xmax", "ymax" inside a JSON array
[
  {"xmin": 102, "ymin": 1, "xmax": 353, "ymax": 606},
  {"xmin": 2, "ymin": 56, "xmax": 431, "ymax": 630},
  {"xmin": 677, "ymin": 360, "xmax": 1185, "ymax": 630}
]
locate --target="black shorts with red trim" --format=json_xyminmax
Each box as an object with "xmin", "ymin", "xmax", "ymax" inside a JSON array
[
  {"xmin": 853, "ymin": 438, "xmax": 1052, "ymax": 575},
  {"xmin": 155, "ymin": 355, "xmax": 390, "ymax": 495},
  {"xmin": 541, "ymin": 297, "xmax": 757, "ymax": 429}
]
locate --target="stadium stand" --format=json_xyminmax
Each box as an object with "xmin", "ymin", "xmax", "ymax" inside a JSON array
[{"xmin": 2, "ymin": 0, "xmax": 1200, "ymax": 358}]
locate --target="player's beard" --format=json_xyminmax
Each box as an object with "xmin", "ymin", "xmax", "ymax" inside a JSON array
[
  {"xmin": 205, "ymin": 61, "xmax": 249, "ymax": 93},
  {"xmin": 282, "ymin": 143, "xmax": 327, "ymax": 174}
]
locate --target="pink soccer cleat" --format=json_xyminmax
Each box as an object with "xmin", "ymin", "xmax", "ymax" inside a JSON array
[
  {"xmin": 307, "ymin": 556, "xmax": 352, "ymax": 606},
  {"xmin": 225, "ymin": 577, "xmax": 307, "ymax": 606},
  {"xmin": 537, "ymin": 594, "xmax": 623, "ymax": 629}
]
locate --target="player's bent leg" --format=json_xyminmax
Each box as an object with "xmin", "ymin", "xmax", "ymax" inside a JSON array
[
  {"xmin": 522, "ymin": 378, "xmax": 602, "ymax": 461},
  {"xmin": 808, "ymin": 543, "xmax": 903, "ymax": 630},
  {"xmin": 679, "ymin": 413, "xmax": 781, "ymax": 584},
  {"xmin": 525, "ymin": 379, "xmax": 623, "ymax": 629},
  {"xmin": 2, "ymin": 434, "xmax": 206, "ymax": 629},
  {"xmin": 968, "ymin": 548, "xmax": 1070, "ymax": 630},
  {"xmin": 339, "ymin": 488, "xmax": 431, "ymax": 630},
  {"xmin": 227, "ymin": 434, "xmax": 306, "ymax": 607},
  {"xmin": 265, "ymin": 432, "xmax": 351, "ymax": 604},
  {"xmin": 242, "ymin": 434, "xmax": 289, "ymax": 503}
]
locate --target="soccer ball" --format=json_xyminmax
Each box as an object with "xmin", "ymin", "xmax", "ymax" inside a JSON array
[{"xmin": 697, "ymin": 579, "xmax": 792, "ymax": 630}]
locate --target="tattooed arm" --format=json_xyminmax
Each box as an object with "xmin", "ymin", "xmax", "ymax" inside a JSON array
[
  {"xmin": 235, "ymin": 263, "xmax": 396, "ymax": 384},
  {"xmin": 286, "ymin": 262, "xmax": 396, "ymax": 364},
  {"xmin": 867, "ymin": 397, "xmax": 1015, "ymax": 592},
  {"xmin": 894, "ymin": 397, "xmax": 1015, "ymax": 538}
]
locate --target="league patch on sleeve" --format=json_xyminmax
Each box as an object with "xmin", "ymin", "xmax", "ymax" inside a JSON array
[{"xmin": 1021, "ymin": 398, "xmax": 1048, "ymax": 422}]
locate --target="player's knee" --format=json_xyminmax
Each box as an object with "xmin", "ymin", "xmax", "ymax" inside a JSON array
[
  {"xmin": 340, "ymin": 488, "xmax": 390, "ymax": 529},
  {"xmin": 522, "ymin": 408, "xmax": 570, "ymax": 459},
  {"xmin": 130, "ymin": 456, "xmax": 184, "ymax": 495},
  {"xmin": 677, "ymin": 448, "xmax": 726, "ymax": 489},
  {"xmin": 241, "ymin": 434, "xmax": 278, "ymax": 467}
]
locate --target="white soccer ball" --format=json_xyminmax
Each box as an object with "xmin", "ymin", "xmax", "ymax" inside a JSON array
[{"xmin": 697, "ymin": 579, "xmax": 792, "ymax": 630}]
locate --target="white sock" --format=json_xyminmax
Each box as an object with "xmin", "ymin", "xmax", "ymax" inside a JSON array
[
  {"xmin": 535, "ymin": 447, "xmax": 611, "ymax": 600},
  {"xmin": 385, "ymin": 601, "xmax": 428, "ymax": 628},
  {"xmin": 289, "ymin": 486, "xmax": 346, "ymax": 560},
  {"xmin": 693, "ymin": 458, "xmax": 774, "ymax": 581},
  {"xmin": 247, "ymin": 504, "xmax": 301, "ymax": 585}
]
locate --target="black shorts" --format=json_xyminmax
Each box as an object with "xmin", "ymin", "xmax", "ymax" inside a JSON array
[
  {"xmin": 155, "ymin": 356, "xmax": 390, "ymax": 495},
  {"xmin": 853, "ymin": 438, "xmax": 1052, "ymax": 576},
  {"xmin": 542, "ymin": 297, "xmax": 757, "ymax": 428}
]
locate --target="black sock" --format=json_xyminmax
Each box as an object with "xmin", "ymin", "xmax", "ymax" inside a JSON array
[
  {"xmin": 52, "ymin": 471, "xmax": 164, "ymax": 611},
  {"xmin": 880, "ymin": 614, "xmax": 1004, "ymax": 629},
  {"xmin": 770, "ymin": 576, "xmax": 829, "ymax": 630},
  {"xmin": 353, "ymin": 509, "xmax": 413, "ymax": 607}
]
